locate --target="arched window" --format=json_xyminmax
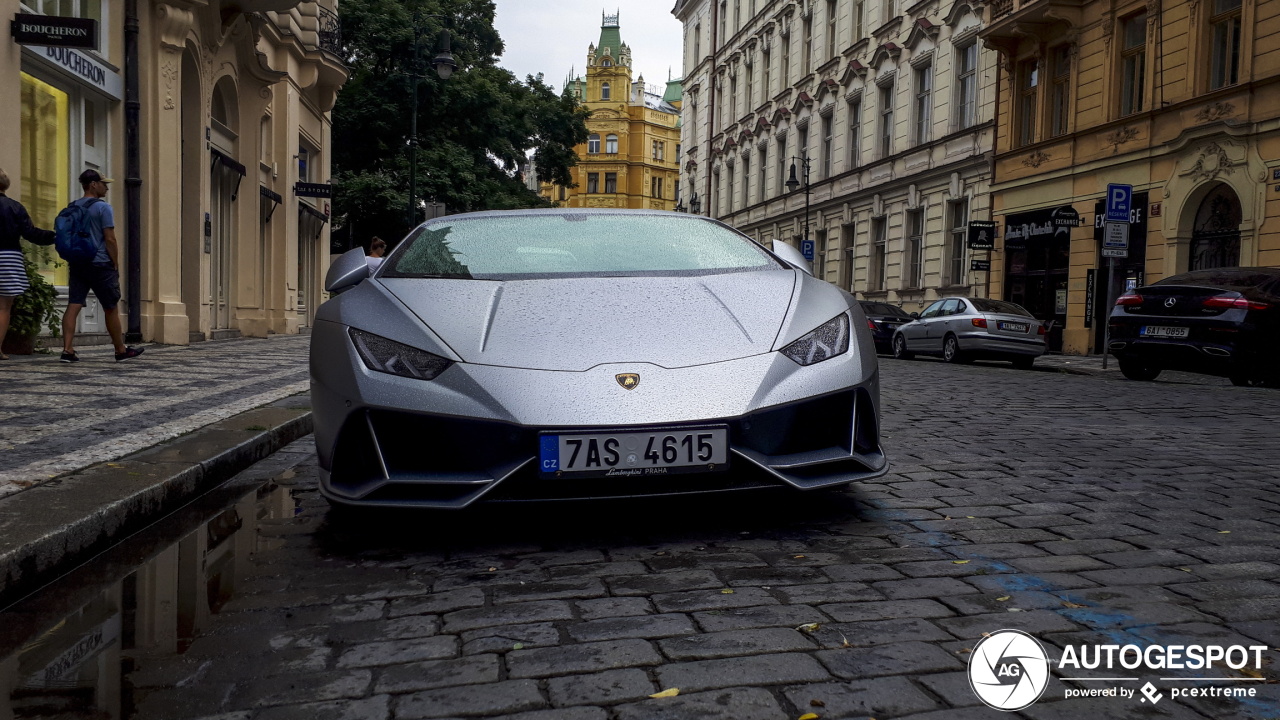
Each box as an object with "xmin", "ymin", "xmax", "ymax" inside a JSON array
[
  {"xmin": 588, "ymin": 134, "xmax": 600, "ymax": 153},
  {"xmin": 1191, "ymin": 183, "xmax": 1242, "ymax": 271},
  {"xmin": 602, "ymin": 58, "xmax": 613, "ymax": 67},
  {"xmin": 601, "ymin": 82, "xmax": 611, "ymax": 100},
  {"xmin": 606, "ymin": 134, "xmax": 619, "ymax": 154}
]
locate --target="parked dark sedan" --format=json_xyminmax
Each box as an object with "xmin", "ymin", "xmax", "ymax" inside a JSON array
[
  {"xmin": 860, "ymin": 301, "xmax": 914, "ymax": 353},
  {"xmin": 1107, "ymin": 267, "xmax": 1280, "ymax": 386}
]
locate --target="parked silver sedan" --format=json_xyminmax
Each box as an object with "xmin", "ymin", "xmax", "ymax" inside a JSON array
[{"xmin": 891, "ymin": 297, "xmax": 1047, "ymax": 369}]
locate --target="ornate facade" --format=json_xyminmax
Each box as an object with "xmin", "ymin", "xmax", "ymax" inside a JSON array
[
  {"xmin": 539, "ymin": 13, "xmax": 683, "ymax": 211},
  {"xmin": 673, "ymin": 0, "xmax": 997, "ymax": 314},
  {"xmin": 2, "ymin": 0, "xmax": 347, "ymax": 344},
  {"xmin": 983, "ymin": 0, "xmax": 1280, "ymax": 354}
]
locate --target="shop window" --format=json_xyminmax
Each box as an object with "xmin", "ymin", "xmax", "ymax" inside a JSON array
[
  {"xmin": 19, "ymin": 72, "xmax": 70, "ymax": 286},
  {"xmin": 1209, "ymin": 0, "xmax": 1243, "ymax": 90},
  {"xmin": 1120, "ymin": 12, "xmax": 1147, "ymax": 116}
]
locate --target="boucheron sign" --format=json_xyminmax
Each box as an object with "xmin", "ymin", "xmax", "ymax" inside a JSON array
[{"xmin": 11, "ymin": 13, "xmax": 98, "ymax": 50}]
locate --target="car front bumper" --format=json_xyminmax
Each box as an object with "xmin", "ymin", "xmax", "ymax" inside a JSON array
[{"xmin": 310, "ymin": 320, "xmax": 887, "ymax": 508}]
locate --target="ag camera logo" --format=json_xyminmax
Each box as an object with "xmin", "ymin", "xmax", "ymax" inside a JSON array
[{"xmin": 968, "ymin": 629, "xmax": 1051, "ymax": 711}]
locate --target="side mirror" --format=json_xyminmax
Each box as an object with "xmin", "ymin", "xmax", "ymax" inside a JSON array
[
  {"xmin": 910, "ymin": 312, "xmax": 920, "ymax": 319},
  {"xmin": 769, "ymin": 239, "xmax": 813, "ymax": 276},
  {"xmin": 325, "ymin": 247, "xmax": 370, "ymax": 295}
]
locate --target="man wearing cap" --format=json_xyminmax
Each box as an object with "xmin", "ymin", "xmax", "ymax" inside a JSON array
[{"xmin": 60, "ymin": 169, "xmax": 143, "ymax": 362}]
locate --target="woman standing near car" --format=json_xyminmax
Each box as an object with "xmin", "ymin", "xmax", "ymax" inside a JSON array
[{"xmin": 0, "ymin": 167, "xmax": 56, "ymax": 359}]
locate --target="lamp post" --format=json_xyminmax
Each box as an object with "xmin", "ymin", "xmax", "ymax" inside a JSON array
[
  {"xmin": 785, "ymin": 156, "xmax": 812, "ymax": 258},
  {"xmin": 406, "ymin": 18, "xmax": 457, "ymax": 228}
]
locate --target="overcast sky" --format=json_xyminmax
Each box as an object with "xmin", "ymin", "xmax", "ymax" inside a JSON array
[{"xmin": 493, "ymin": 1, "xmax": 685, "ymax": 91}]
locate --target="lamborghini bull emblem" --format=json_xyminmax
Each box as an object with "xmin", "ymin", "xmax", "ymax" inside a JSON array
[{"xmin": 616, "ymin": 373, "xmax": 640, "ymax": 390}]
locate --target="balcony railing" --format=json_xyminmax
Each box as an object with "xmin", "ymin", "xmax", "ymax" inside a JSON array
[{"xmin": 318, "ymin": 5, "xmax": 341, "ymax": 56}]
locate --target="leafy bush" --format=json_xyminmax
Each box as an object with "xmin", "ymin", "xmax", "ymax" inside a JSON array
[{"xmin": 11, "ymin": 253, "xmax": 61, "ymax": 338}]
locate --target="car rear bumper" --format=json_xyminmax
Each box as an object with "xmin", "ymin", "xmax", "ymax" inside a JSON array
[{"xmin": 958, "ymin": 332, "xmax": 1047, "ymax": 357}]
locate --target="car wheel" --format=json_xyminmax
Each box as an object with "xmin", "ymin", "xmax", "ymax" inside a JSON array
[
  {"xmin": 892, "ymin": 334, "xmax": 914, "ymax": 360},
  {"xmin": 942, "ymin": 335, "xmax": 966, "ymax": 364},
  {"xmin": 1119, "ymin": 358, "xmax": 1161, "ymax": 381},
  {"xmin": 1012, "ymin": 356, "xmax": 1035, "ymax": 370}
]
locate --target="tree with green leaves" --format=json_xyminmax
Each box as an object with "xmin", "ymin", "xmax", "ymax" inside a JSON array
[{"xmin": 331, "ymin": 0, "xmax": 589, "ymax": 247}]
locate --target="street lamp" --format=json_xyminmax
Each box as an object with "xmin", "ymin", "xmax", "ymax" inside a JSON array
[
  {"xmin": 407, "ymin": 19, "xmax": 458, "ymax": 227},
  {"xmin": 785, "ymin": 156, "xmax": 812, "ymax": 257}
]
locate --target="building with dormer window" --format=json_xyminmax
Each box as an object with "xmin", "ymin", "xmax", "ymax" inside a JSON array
[
  {"xmin": 674, "ymin": 0, "xmax": 997, "ymax": 320},
  {"xmin": 539, "ymin": 12, "xmax": 683, "ymax": 211}
]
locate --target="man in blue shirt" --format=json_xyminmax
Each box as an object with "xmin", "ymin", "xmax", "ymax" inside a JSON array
[{"xmin": 60, "ymin": 169, "xmax": 144, "ymax": 362}]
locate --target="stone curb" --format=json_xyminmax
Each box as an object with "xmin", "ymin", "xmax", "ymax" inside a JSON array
[{"xmin": 0, "ymin": 394, "xmax": 313, "ymax": 607}]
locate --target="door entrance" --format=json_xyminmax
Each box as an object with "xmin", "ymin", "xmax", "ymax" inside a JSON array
[{"xmin": 1190, "ymin": 184, "xmax": 1241, "ymax": 271}]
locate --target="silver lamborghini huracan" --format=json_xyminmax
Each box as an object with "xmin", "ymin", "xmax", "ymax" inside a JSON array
[{"xmin": 310, "ymin": 209, "xmax": 887, "ymax": 508}]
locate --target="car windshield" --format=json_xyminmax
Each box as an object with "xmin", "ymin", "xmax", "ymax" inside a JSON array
[
  {"xmin": 862, "ymin": 302, "xmax": 910, "ymax": 317},
  {"xmin": 970, "ymin": 298, "xmax": 1033, "ymax": 317},
  {"xmin": 382, "ymin": 213, "xmax": 783, "ymax": 280}
]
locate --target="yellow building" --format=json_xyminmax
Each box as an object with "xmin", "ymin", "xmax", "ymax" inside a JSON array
[
  {"xmin": 982, "ymin": 0, "xmax": 1278, "ymax": 354},
  {"xmin": 540, "ymin": 13, "xmax": 683, "ymax": 210}
]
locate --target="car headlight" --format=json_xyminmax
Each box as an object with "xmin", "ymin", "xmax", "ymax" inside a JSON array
[
  {"xmin": 780, "ymin": 313, "xmax": 850, "ymax": 366},
  {"xmin": 348, "ymin": 328, "xmax": 453, "ymax": 380}
]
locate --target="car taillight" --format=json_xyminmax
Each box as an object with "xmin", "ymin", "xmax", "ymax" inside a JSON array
[
  {"xmin": 1116, "ymin": 293, "xmax": 1143, "ymax": 306},
  {"xmin": 971, "ymin": 318, "xmax": 987, "ymax": 328},
  {"xmin": 867, "ymin": 319, "xmax": 878, "ymax": 330},
  {"xmin": 1203, "ymin": 294, "xmax": 1270, "ymax": 311},
  {"xmin": 1037, "ymin": 324, "xmax": 1047, "ymax": 335}
]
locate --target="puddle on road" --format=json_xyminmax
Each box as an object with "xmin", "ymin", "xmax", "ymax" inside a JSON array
[{"xmin": 0, "ymin": 477, "xmax": 301, "ymax": 719}]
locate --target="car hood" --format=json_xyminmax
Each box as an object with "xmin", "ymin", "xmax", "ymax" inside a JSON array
[{"xmin": 377, "ymin": 270, "xmax": 798, "ymax": 371}]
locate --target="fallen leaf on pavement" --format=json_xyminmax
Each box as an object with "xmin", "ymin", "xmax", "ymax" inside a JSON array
[
  {"xmin": 810, "ymin": 699, "xmax": 826, "ymax": 707},
  {"xmin": 1062, "ymin": 601, "xmax": 1087, "ymax": 609},
  {"xmin": 488, "ymin": 567, "xmax": 497, "ymax": 572},
  {"xmin": 512, "ymin": 643, "xmax": 524, "ymax": 650},
  {"xmin": 794, "ymin": 555, "xmax": 807, "ymax": 559},
  {"xmin": 1218, "ymin": 530, "xmax": 1231, "ymax": 534},
  {"xmin": 720, "ymin": 589, "xmax": 735, "ymax": 594},
  {"xmin": 798, "ymin": 714, "xmax": 820, "ymax": 720},
  {"xmin": 996, "ymin": 596, "xmax": 1010, "ymax": 602},
  {"xmin": 797, "ymin": 623, "xmax": 821, "ymax": 633},
  {"xmin": 953, "ymin": 560, "xmax": 970, "ymax": 564},
  {"xmin": 650, "ymin": 688, "xmax": 679, "ymax": 698}
]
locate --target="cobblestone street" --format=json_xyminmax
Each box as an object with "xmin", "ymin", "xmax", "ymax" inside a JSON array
[{"xmin": 124, "ymin": 357, "xmax": 1280, "ymax": 720}]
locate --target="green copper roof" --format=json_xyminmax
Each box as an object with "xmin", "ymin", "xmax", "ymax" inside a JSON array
[
  {"xmin": 663, "ymin": 78, "xmax": 683, "ymax": 104},
  {"xmin": 597, "ymin": 11, "xmax": 622, "ymax": 60}
]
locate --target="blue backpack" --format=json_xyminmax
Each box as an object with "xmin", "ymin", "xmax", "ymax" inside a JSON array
[{"xmin": 54, "ymin": 198, "xmax": 103, "ymax": 264}]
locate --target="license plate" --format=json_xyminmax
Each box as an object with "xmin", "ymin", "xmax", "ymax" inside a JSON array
[
  {"xmin": 540, "ymin": 427, "xmax": 729, "ymax": 477},
  {"xmin": 997, "ymin": 321, "xmax": 1030, "ymax": 333},
  {"xmin": 1140, "ymin": 325, "xmax": 1189, "ymax": 338}
]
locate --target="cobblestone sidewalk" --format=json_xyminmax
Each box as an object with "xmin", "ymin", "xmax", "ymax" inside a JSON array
[{"xmin": 0, "ymin": 335, "xmax": 309, "ymax": 495}]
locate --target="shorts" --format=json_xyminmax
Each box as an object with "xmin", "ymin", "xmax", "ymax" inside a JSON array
[{"xmin": 67, "ymin": 262, "xmax": 121, "ymax": 309}]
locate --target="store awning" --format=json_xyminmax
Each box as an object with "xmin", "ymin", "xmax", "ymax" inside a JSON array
[
  {"xmin": 298, "ymin": 202, "xmax": 329, "ymax": 241},
  {"xmin": 260, "ymin": 186, "xmax": 282, "ymax": 223}
]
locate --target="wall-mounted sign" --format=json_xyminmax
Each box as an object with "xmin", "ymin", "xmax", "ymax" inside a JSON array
[
  {"xmin": 11, "ymin": 13, "xmax": 97, "ymax": 49},
  {"xmin": 23, "ymin": 44, "xmax": 121, "ymax": 99},
  {"xmin": 970, "ymin": 259, "xmax": 991, "ymax": 272},
  {"xmin": 1084, "ymin": 269, "xmax": 1096, "ymax": 328},
  {"xmin": 1150, "ymin": 202, "xmax": 1162, "ymax": 217},
  {"xmin": 967, "ymin": 220, "xmax": 996, "ymax": 250},
  {"xmin": 295, "ymin": 182, "xmax": 331, "ymax": 198}
]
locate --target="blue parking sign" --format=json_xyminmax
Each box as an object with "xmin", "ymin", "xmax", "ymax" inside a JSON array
[
  {"xmin": 801, "ymin": 239, "xmax": 815, "ymax": 261},
  {"xmin": 1106, "ymin": 184, "xmax": 1132, "ymax": 223}
]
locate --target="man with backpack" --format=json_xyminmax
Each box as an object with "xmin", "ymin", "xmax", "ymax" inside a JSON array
[{"xmin": 55, "ymin": 169, "xmax": 143, "ymax": 363}]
